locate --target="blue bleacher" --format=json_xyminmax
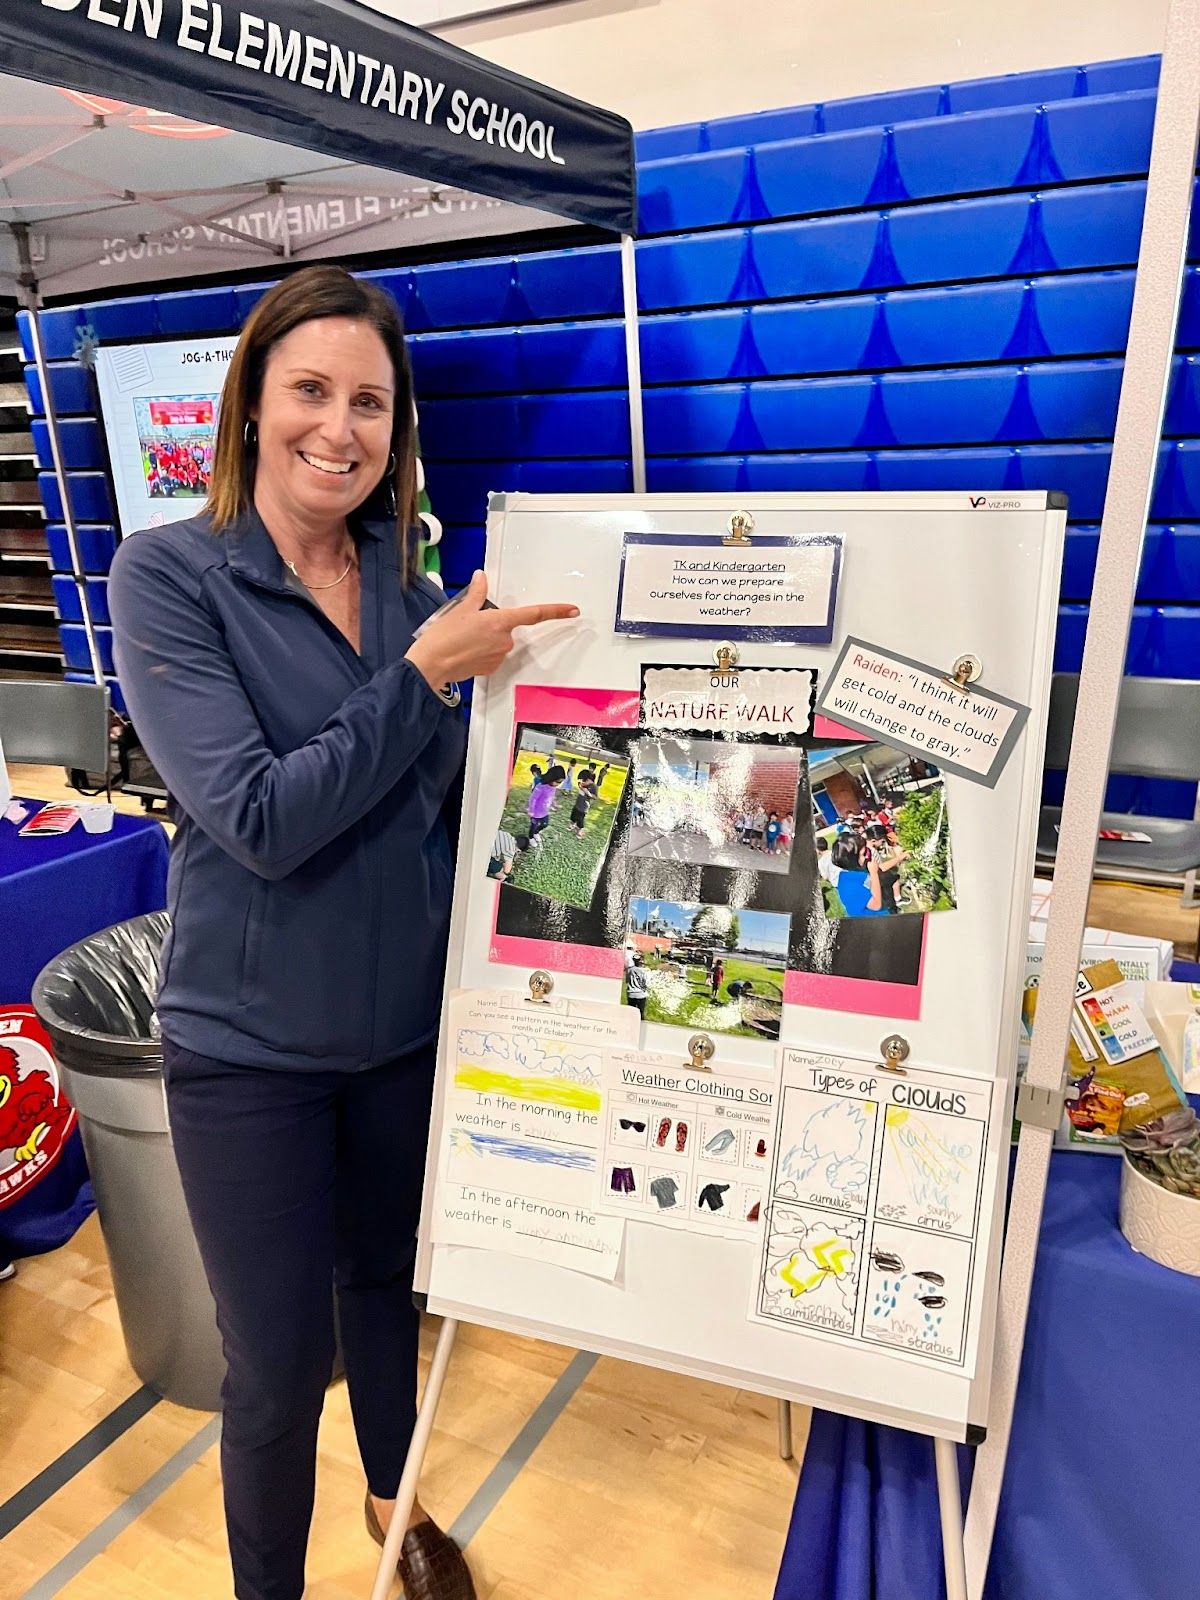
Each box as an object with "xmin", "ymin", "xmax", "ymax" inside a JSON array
[
  {"xmin": 60, "ymin": 624, "xmax": 115, "ymax": 675},
  {"xmin": 38, "ymin": 471, "xmax": 114, "ymax": 524},
  {"xmin": 45, "ymin": 524, "xmax": 118, "ymax": 575},
  {"xmin": 52, "ymin": 575, "xmax": 110, "ymax": 626},
  {"xmin": 32, "ymin": 418, "xmax": 105, "ymax": 472},
  {"xmin": 23, "ymin": 362, "xmax": 93, "ymax": 417},
  {"xmin": 634, "ymin": 53, "xmax": 1160, "ymax": 161},
  {"xmin": 639, "ymin": 93, "xmax": 1156, "ymax": 234},
  {"xmin": 1062, "ymin": 525, "xmax": 1200, "ymax": 604}
]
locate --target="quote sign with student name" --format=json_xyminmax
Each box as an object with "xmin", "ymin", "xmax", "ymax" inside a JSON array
[
  {"xmin": 615, "ymin": 533, "xmax": 842, "ymax": 642},
  {"xmin": 816, "ymin": 638, "xmax": 1030, "ymax": 788}
]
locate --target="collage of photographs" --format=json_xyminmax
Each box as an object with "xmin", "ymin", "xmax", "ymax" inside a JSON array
[{"xmin": 486, "ymin": 702, "xmax": 958, "ymax": 1040}]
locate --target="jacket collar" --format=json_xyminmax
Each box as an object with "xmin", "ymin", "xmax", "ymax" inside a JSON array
[{"xmin": 222, "ymin": 505, "xmax": 387, "ymax": 592}]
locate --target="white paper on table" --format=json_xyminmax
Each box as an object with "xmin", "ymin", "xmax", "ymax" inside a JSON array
[
  {"xmin": 749, "ymin": 1049, "xmax": 998, "ymax": 1376},
  {"xmin": 596, "ymin": 1047, "xmax": 775, "ymax": 1237},
  {"xmin": 430, "ymin": 989, "xmax": 639, "ymax": 1281}
]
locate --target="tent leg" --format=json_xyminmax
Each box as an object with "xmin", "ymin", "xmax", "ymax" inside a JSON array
[
  {"xmin": 15, "ymin": 227, "xmax": 104, "ymax": 688},
  {"xmin": 965, "ymin": 0, "xmax": 1200, "ymax": 1591},
  {"xmin": 621, "ymin": 234, "xmax": 646, "ymax": 494},
  {"xmin": 368, "ymin": 1315, "xmax": 460, "ymax": 1600},
  {"xmin": 935, "ymin": 1438, "xmax": 968, "ymax": 1600}
]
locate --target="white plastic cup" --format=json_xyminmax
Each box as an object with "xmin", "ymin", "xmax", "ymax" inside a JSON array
[{"xmin": 79, "ymin": 803, "xmax": 115, "ymax": 834}]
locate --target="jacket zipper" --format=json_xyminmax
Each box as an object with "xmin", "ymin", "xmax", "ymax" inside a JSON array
[{"xmin": 238, "ymin": 570, "xmax": 378, "ymax": 1065}]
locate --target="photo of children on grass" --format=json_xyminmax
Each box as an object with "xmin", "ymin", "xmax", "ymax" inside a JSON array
[
  {"xmin": 623, "ymin": 898, "xmax": 790, "ymax": 1040},
  {"xmin": 488, "ymin": 730, "xmax": 631, "ymax": 911},
  {"xmin": 629, "ymin": 736, "xmax": 800, "ymax": 876},
  {"xmin": 809, "ymin": 742, "xmax": 956, "ymax": 920}
]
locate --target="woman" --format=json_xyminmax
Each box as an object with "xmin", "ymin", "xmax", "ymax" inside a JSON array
[
  {"xmin": 109, "ymin": 265, "xmax": 576, "ymax": 1600},
  {"xmin": 829, "ymin": 832, "xmax": 889, "ymax": 917}
]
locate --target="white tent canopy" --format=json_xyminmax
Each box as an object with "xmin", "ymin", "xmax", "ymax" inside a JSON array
[{"xmin": 0, "ymin": 78, "xmax": 566, "ymax": 300}]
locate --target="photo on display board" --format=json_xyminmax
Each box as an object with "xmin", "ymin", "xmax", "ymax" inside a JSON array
[
  {"xmin": 809, "ymin": 742, "xmax": 956, "ymax": 920},
  {"xmin": 629, "ymin": 736, "xmax": 801, "ymax": 877},
  {"xmin": 133, "ymin": 396, "xmax": 217, "ymax": 501},
  {"xmin": 624, "ymin": 896, "xmax": 790, "ymax": 1040},
  {"xmin": 488, "ymin": 729, "xmax": 632, "ymax": 912},
  {"xmin": 488, "ymin": 701, "xmax": 929, "ymax": 1008}
]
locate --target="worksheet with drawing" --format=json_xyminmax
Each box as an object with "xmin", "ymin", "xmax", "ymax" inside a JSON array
[{"xmin": 417, "ymin": 492, "xmax": 1065, "ymax": 1442}]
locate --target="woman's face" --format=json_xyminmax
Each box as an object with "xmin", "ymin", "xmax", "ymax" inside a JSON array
[{"xmin": 252, "ymin": 316, "xmax": 395, "ymax": 529}]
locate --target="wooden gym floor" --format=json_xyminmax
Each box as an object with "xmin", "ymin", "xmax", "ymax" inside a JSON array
[{"xmin": 2, "ymin": 764, "xmax": 1194, "ymax": 1598}]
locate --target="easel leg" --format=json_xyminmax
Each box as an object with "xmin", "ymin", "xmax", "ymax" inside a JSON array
[
  {"xmin": 369, "ymin": 1316, "xmax": 461, "ymax": 1600},
  {"xmin": 934, "ymin": 1437, "xmax": 968, "ymax": 1600},
  {"xmin": 776, "ymin": 1398, "xmax": 793, "ymax": 1461}
]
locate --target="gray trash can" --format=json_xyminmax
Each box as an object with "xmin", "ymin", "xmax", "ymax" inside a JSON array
[{"xmin": 33, "ymin": 912, "xmax": 226, "ymax": 1411}]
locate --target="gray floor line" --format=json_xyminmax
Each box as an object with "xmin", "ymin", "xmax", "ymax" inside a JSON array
[
  {"xmin": 16, "ymin": 1347, "xmax": 595, "ymax": 1595},
  {"xmin": 18, "ymin": 1417, "xmax": 221, "ymax": 1600},
  {"xmin": 448, "ymin": 1349, "xmax": 598, "ymax": 1550},
  {"xmin": 0, "ymin": 1385, "xmax": 161, "ymax": 1540}
]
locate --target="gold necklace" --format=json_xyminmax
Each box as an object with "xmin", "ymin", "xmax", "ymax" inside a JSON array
[{"xmin": 284, "ymin": 548, "xmax": 355, "ymax": 590}]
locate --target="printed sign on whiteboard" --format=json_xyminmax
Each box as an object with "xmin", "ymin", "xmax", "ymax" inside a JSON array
[
  {"xmin": 815, "ymin": 637, "xmax": 1029, "ymax": 788},
  {"xmin": 640, "ymin": 665, "xmax": 816, "ymax": 742},
  {"xmin": 430, "ymin": 990, "xmax": 638, "ymax": 1280},
  {"xmin": 596, "ymin": 1047, "xmax": 775, "ymax": 1237},
  {"xmin": 751, "ymin": 1050, "xmax": 995, "ymax": 1371},
  {"xmin": 615, "ymin": 533, "xmax": 842, "ymax": 643}
]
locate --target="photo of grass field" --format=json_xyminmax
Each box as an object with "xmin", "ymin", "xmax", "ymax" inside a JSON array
[
  {"xmin": 624, "ymin": 898, "xmax": 790, "ymax": 1040},
  {"xmin": 488, "ymin": 729, "xmax": 631, "ymax": 912}
]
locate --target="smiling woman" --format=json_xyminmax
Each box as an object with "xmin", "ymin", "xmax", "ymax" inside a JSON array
[{"xmin": 105, "ymin": 265, "xmax": 578, "ymax": 1600}]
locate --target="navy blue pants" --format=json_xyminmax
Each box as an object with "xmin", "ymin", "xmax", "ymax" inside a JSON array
[{"xmin": 163, "ymin": 1036, "xmax": 435, "ymax": 1600}]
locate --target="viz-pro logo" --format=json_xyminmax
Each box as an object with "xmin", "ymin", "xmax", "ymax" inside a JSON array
[{"xmin": 969, "ymin": 496, "xmax": 1022, "ymax": 510}]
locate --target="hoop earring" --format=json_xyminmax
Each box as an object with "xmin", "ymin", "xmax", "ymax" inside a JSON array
[
  {"xmin": 383, "ymin": 451, "xmax": 397, "ymax": 517},
  {"xmin": 244, "ymin": 420, "xmax": 258, "ymax": 449}
]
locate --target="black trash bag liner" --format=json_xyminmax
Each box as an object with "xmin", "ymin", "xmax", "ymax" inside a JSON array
[{"xmin": 33, "ymin": 912, "xmax": 169, "ymax": 1074}]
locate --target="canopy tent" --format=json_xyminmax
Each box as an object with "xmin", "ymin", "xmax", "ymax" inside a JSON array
[{"xmin": 0, "ymin": 0, "xmax": 640, "ymax": 681}]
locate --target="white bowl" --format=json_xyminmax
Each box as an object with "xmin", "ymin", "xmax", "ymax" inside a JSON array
[{"xmin": 1119, "ymin": 1153, "xmax": 1200, "ymax": 1277}]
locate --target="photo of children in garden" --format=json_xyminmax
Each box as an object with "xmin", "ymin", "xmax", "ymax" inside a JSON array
[
  {"xmin": 487, "ymin": 729, "xmax": 631, "ymax": 911},
  {"xmin": 809, "ymin": 742, "xmax": 956, "ymax": 919},
  {"xmin": 623, "ymin": 898, "xmax": 790, "ymax": 1040},
  {"xmin": 628, "ymin": 736, "xmax": 800, "ymax": 876}
]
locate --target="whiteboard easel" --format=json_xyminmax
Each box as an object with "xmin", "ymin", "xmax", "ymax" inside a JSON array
[
  {"xmin": 370, "ymin": 12, "xmax": 1200, "ymax": 1591},
  {"xmin": 370, "ymin": 488, "xmax": 1066, "ymax": 1600}
]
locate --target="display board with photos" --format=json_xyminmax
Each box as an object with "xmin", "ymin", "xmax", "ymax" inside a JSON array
[{"xmin": 417, "ymin": 491, "xmax": 1066, "ymax": 1443}]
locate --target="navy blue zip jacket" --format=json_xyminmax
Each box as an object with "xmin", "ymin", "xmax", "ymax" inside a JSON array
[{"xmin": 108, "ymin": 508, "xmax": 466, "ymax": 1072}]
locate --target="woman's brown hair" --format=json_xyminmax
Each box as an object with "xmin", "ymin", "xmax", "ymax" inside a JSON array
[{"xmin": 206, "ymin": 264, "xmax": 419, "ymax": 574}]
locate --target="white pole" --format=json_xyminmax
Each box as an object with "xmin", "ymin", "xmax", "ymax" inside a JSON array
[
  {"xmin": 621, "ymin": 234, "xmax": 647, "ymax": 494},
  {"xmin": 14, "ymin": 225, "xmax": 104, "ymax": 687},
  {"xmin": 964, "ymin": 4, "xmax": 1200, "ymax": 1594},
  {"xmin": 368, "ymin": 1316, "xmax": 461, "ymax": 1600},
  {"xmin": 935, "ymin": 1437, "xmax": 968, "ymax": 1600}
]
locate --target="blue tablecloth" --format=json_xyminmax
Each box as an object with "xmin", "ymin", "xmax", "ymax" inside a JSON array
[
  {"xmin": 775, "ymin": 1152, "xmax": 1200, "ymax": 1600},
  {"xmin": 0, "ymin": 799, "xmax": 168, "ymax": 1259},
  {"xmin": 1, "ymin": 799, "xmax": 169, "ymax": 1002}
]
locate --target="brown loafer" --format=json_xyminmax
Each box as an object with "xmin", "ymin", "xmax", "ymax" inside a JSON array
[{"xmin": 364, "ymin": 1493, "xmax": 476, "ymax": 1600}]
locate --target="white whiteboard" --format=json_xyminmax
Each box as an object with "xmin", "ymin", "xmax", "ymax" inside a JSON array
[{"xmin": 417, "ymin": 491, "xmax": 1065, "ymax": 1442}]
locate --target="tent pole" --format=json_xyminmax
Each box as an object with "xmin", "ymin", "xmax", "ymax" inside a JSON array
[
  {"xmin": 14, "ymin": 225, "xmax": 105, "ymax": 688},
  {"xmin": 621, "ymin": 234, "xmax": 646, "ymax": 494},
  {"xmin": 963, "ymin": 0, "xmax": 1200, "ymax": 1592}
]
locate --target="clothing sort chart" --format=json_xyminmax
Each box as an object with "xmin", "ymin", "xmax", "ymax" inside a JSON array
[{"xmin": 108, "ymin": 509, "xmax": 466, "ymax": 1072}]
